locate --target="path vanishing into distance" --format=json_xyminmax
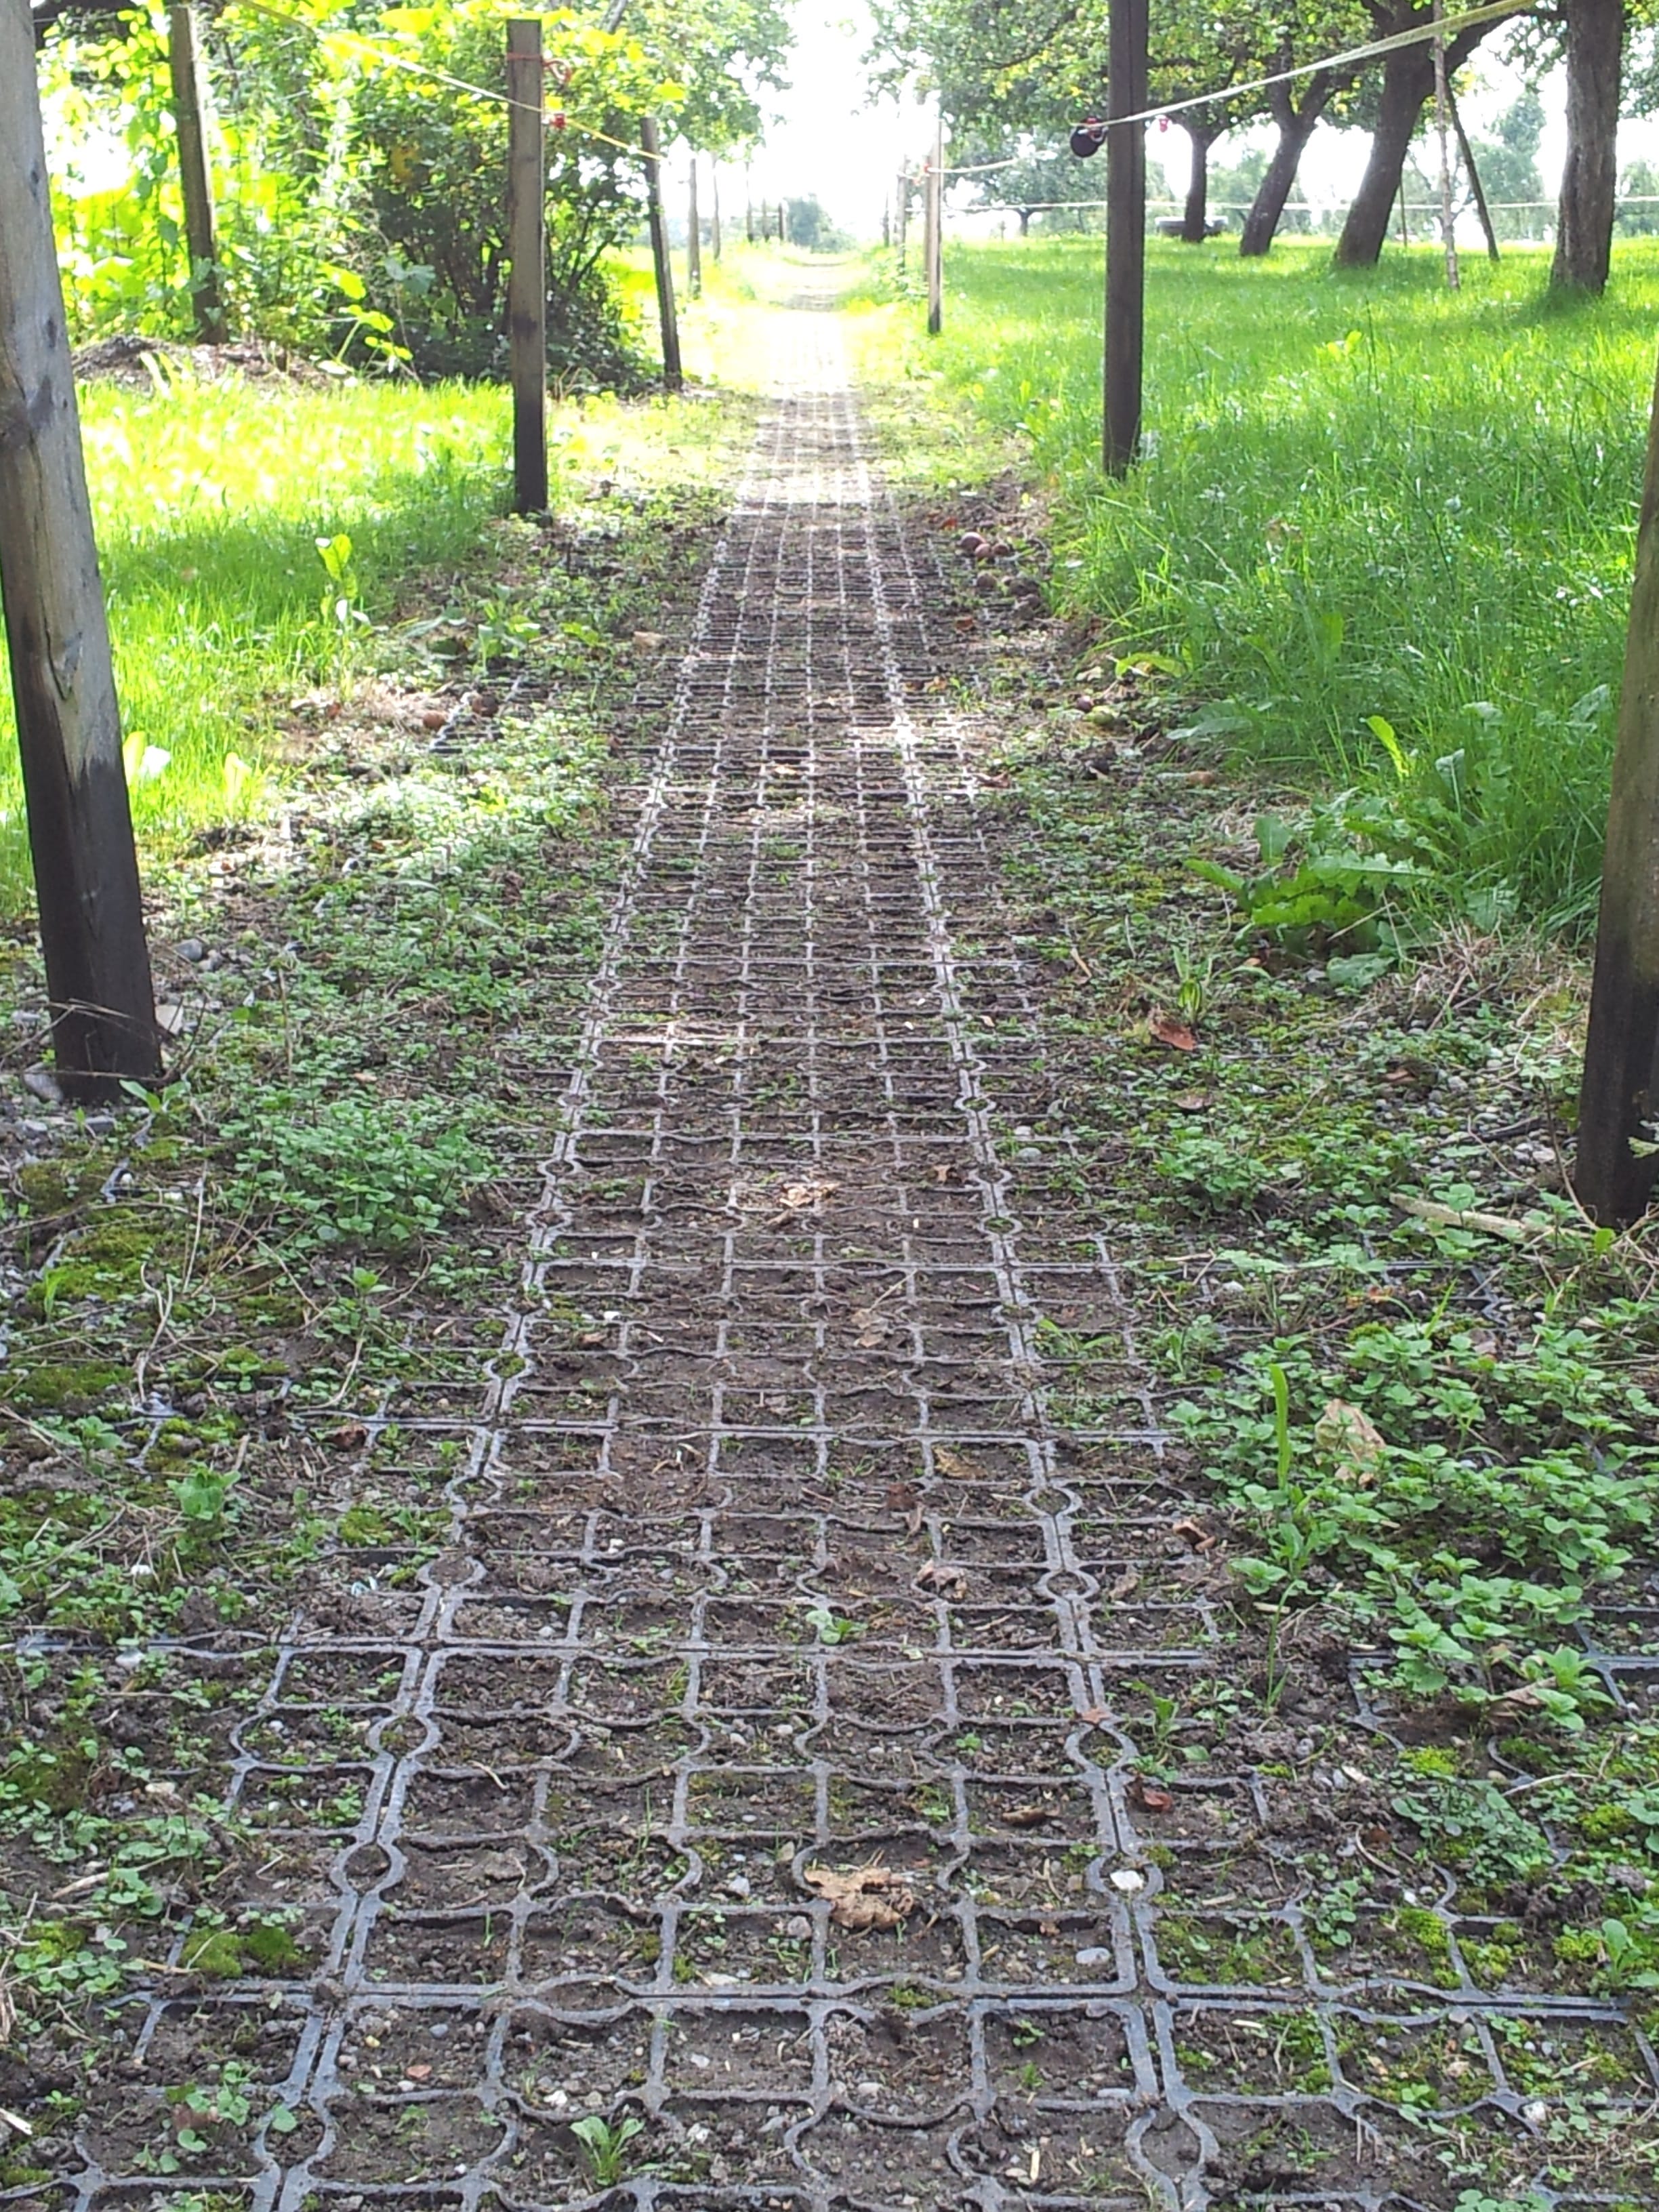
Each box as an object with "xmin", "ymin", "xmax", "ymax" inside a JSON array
[{"xmin": 47, "ymin": 294, "xmax": 1658, "ymax": 2212}]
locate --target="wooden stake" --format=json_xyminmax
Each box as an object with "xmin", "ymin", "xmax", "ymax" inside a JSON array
[
  {"xmin": 1578, "ymin": 346, "xmax": 1659, "ymax": 1223},
  {"xmin": 506, "ymin": 19, "xmax": 546, "ymax": 514},
  {"xmin": 1449, "ymin": 85, "xmax": 1501, "ymax": 262},
  {"xmin": 926, "ymin": 121, "xmax": 944, "ymax": 333},
  {"xmin": 167, "ymin": 3, "xmax": 226, "ymax": 344},
  {"xmin": 710, "ymin": 165, "xmax": 722, "ymax": 262},
  {"xmin": 687, "ymin": 155, "xmax": 702, "ymax": 299},
  {"xmin": 896, "ymin": 161, "xmax": 908, "ymax": 272},
  {"xmin": 642, "ymin": 118, "xmax": 682, "ymax": 391},
  {"xmin": 1105, "ymin": 0, "xmax": 1147, "ymax": 475},
  {"xmin": 1431, "ymin": 0, "xmax": 1460, "ymax": 289},
  {"xmin": 0, "ymin": 0, "xmax": 159, "ymax": 1099}
]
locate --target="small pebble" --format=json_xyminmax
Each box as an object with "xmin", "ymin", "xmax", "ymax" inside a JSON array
[
  {"xmin": 177, "ymin": 938, "xmax": 206, "ymax": 962},
  {"xmin": 22, "ymin": 1063, "xmax": 62, "ymax": 1107}
]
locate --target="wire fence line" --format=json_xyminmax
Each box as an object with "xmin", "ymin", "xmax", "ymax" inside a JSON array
[{"xmin": 931, "ymin": 0, "xmax": 1528, "ymax": 176}]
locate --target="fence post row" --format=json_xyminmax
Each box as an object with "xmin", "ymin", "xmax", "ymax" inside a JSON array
[
  {"xmin": 505, "ymin": 19, "xmax": 547, "ymax": 514},
  {"xmin": 167, "ymin": 3, "xmax": 226, "ymax": 344},
  {"xmin": 0, "ymin": 0, "xmax": 160, "ymax": 1099},
  {"xmin": 1103, "ymin": 0, "xmax": 1148, "ymax": 475},
  {"xmin": 641, "ymin": 117, "xmax": 682, "ymax": 392}
]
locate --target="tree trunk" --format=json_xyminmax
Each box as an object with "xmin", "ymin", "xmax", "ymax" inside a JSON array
[
  {"xmin": 1335, "ymin": 45, "xmax": 1435, "ymax": 266},
  {"xmin": 1552, "ymin": 0, "xmax": 1624, "ymax": 293},
  {"xmin": 1181, "ymin": 125, "xmax": 1214, "ymax": 241},
  {"xmin": 1017, "ymin": 206, "xmax": 1031, "ymax": 236},
  {"xmin": 1240, "ymin": 77, "xmax": 1328, "ymax": 258},
  {"xmin": 1335, "ymin": 13, "xmax": 1496, "ymax": 268}
]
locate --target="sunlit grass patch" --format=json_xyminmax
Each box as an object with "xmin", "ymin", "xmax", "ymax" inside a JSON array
[
  {"xmin": 883, "ymin": 235, "xmax": 1659, "ymax": 930},
  {"xmin": 0, "ymin": 356, "xmax": 751, "ymax": 916}
]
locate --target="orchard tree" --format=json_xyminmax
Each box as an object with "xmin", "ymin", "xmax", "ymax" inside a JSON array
[
  {"xmin": 1333, "ymin": 0, "xmax": 1511, "ymax": 266},
  {"xmin": 1239, "ymin": 6, "xmax": 1372, "ymax": 255}
]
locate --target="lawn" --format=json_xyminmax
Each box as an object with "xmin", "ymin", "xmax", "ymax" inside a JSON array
[
  {"xmin": 865, "ymin": 236, "xmax": 1659, "ymax": 931},
  {"xmin": 0, "ymin": 326, "xmax": 741, "ymax": 915}
]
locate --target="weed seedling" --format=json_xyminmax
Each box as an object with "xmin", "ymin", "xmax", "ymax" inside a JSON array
[{"xmin": 571, "ymin": 2112, "xmax": 644, "ymax": 2186}]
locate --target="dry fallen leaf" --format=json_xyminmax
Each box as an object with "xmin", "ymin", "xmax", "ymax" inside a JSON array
[
  {"xmin": 1077, "ymin": 1705, "xmax": 1110, "ymax": 1728},
  {"xmin": 1147, "ymin": 1008, "xmax": 1198, "ymax": 1052},
  {"xmin": 1131, "ymin": 1778, "xmax": 1174, "ymax": 1814},
  {"xmin": 913, "ymin": 1558, "xmax": 968, "ymax": 1601},
  {"xmin": 802, "ymin": 1863, "xmax": 916, "ymax": 1931},
  {"xmin": 331, "ymin": 1421, "xmax": 369, "ymax": 1452},
  {"xmin": 1313, "ymin": 1397, "xmax": 1386, "ymax": 1486},
  {"xmin": 1107, "ymin": 1567, "xmax": 1141, "ymax": 1602},
  {"xmin": 780, "ymin": 1177, "xmax": 838, "ymax": 1211},
  {"xmin": 1170, "ymin": 1516, "xmax": 1216, "ymax": 1552},
  {"xmin": 632, "ymin": 630, "xmax": 666, "ymax": 651},
  {"xmin": 1004, "ymin": 1804, "xmax": 1050, "ymax": 1829},
  {"xmin": 1488, "ymin": 1682, "xmax": 1553, "ymax": 1723},
  {"xmin": 934, "ymin": 1446, "xmax": 985, "ymax": 1481}
]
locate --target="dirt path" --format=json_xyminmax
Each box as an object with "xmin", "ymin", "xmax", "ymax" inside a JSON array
[{"xmin": 41, "ymin": 296, "xmax": 1652, "ymax": 2212}]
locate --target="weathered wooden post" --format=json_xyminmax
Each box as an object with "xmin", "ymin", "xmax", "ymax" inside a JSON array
[
  {"xmin": 0, "ymin": 0, "xmax": 159, "ymax": 1099},
  {"xmin": 167, "ymin": 3, "xmax": 226, "ymax": 344},
  {"xmin": 1104, "ymin": 0, "xmax": 1147, "ymax": 474},
  {"xmin": 687, "ymin": 155, "xmax": 702, "ymax": 299},
  {"xmin": 1431, "ymin": 0, "xmax": 1460, "ymax": 290},
  {"xmin": 926, "ymin": 121, "xmax": 944, "ymax": 333},
  {"xmin": 505, "ymin": 18, "xmax": 547, "ymax": 514},
  {"xmin": 641, "ymin": 118, "xmax": 682, "ymax": 392},
  {"xmin": 1577, "ymin": 350, "xmax": 1659, "ymax": 1223}
]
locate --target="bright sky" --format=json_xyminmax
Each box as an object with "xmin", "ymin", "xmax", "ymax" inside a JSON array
[{"xmin": 704, "ymin": 3, "xmax": 1659, "ymax": 245}]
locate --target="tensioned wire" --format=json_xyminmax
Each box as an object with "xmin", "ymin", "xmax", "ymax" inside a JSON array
[
  {"xmin": 220, "ymin": 0, "xmax": 1529, "ymax": 176},
  {"xmin": 935, "ymin": 0, "xmax": 1529, "ymax": 176}
]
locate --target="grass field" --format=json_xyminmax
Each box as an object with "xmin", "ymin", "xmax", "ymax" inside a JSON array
[
  {"xmin": 0, "ymin": 342, "xmax": 739, "ymax": 915},
  {"xmin": 865, "ymin": 236, "xmax": 1659, "ymax": 932}
]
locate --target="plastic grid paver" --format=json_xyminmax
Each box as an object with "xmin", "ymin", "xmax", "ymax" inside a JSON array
[{"xmin": 56, "ymin": 306, "xmax": 1659, "ymax": 2212}]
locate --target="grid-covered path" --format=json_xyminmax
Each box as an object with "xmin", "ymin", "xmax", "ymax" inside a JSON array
[{"xmin": 72, "ymin": 304, "xmax": 1512, "ymax": 2212}]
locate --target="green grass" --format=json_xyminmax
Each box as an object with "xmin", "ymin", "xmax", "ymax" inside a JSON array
[
  {"xmin": 0, "ymin": 354, "xmax": 751, "ymax": 914},
  {"xmin": 889, "ymin": 236, "xmax": 1659, "ymax": 930},
  {"xmin": 0, "ymin": 372, "xmax": 509, "ymax": 907}
]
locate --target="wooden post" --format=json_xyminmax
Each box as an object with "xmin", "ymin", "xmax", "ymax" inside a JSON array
[
  {"xmin": 1449, "ymin": 86, "xmax": 1501, "ymax": 262},
  {"xmin": 642, "ymin": 117, "xmax": 682, "ymax": 392},
  {"xmin": 896, "ymin": 161, "xmax": 908, "ymax": 272},
  {"xmin": 687, "ymin": 155, "xmax": 702, "ymax": 298},
  {"xmin": 926, "ymin": 125, "xmax": 944, "ymax": 333},
  {"xmin": 1577, "ymin": 349, "xmax": 1659, "ymax": 1223},
  {"xmin": 506, "ymin": 20, "xmax": 546, "ymax": 514},
  {"xmin": 167, "ymin": 3, "xmax": 226, "ymax": 344},
  {"xmin": 777, "ymin": 199, "xmax": 787, "ymax": 244},
  {"xmin": 1105, "ymin": 0, "xmax": 1147, "ymax": 474},
  {"xmin": 0, "ymin": 0, "xmax": 159, "ymax": 1100},
  {"xmin": 711, "ymin": 165, "xmax": 722, "ymax": 261},
  {"xmin": 1431, "ymin": 0, "xmax": 1460, "ymax": 290}
]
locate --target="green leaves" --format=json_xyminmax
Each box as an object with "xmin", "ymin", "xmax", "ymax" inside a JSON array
[
  {"xmin": 222, "ymin": 1092, "xmax": 489, "ymax": 1254},
  {"xmin": 1174, "ymin": 1315, "xmax": 1659, "ymax": 1715}
]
